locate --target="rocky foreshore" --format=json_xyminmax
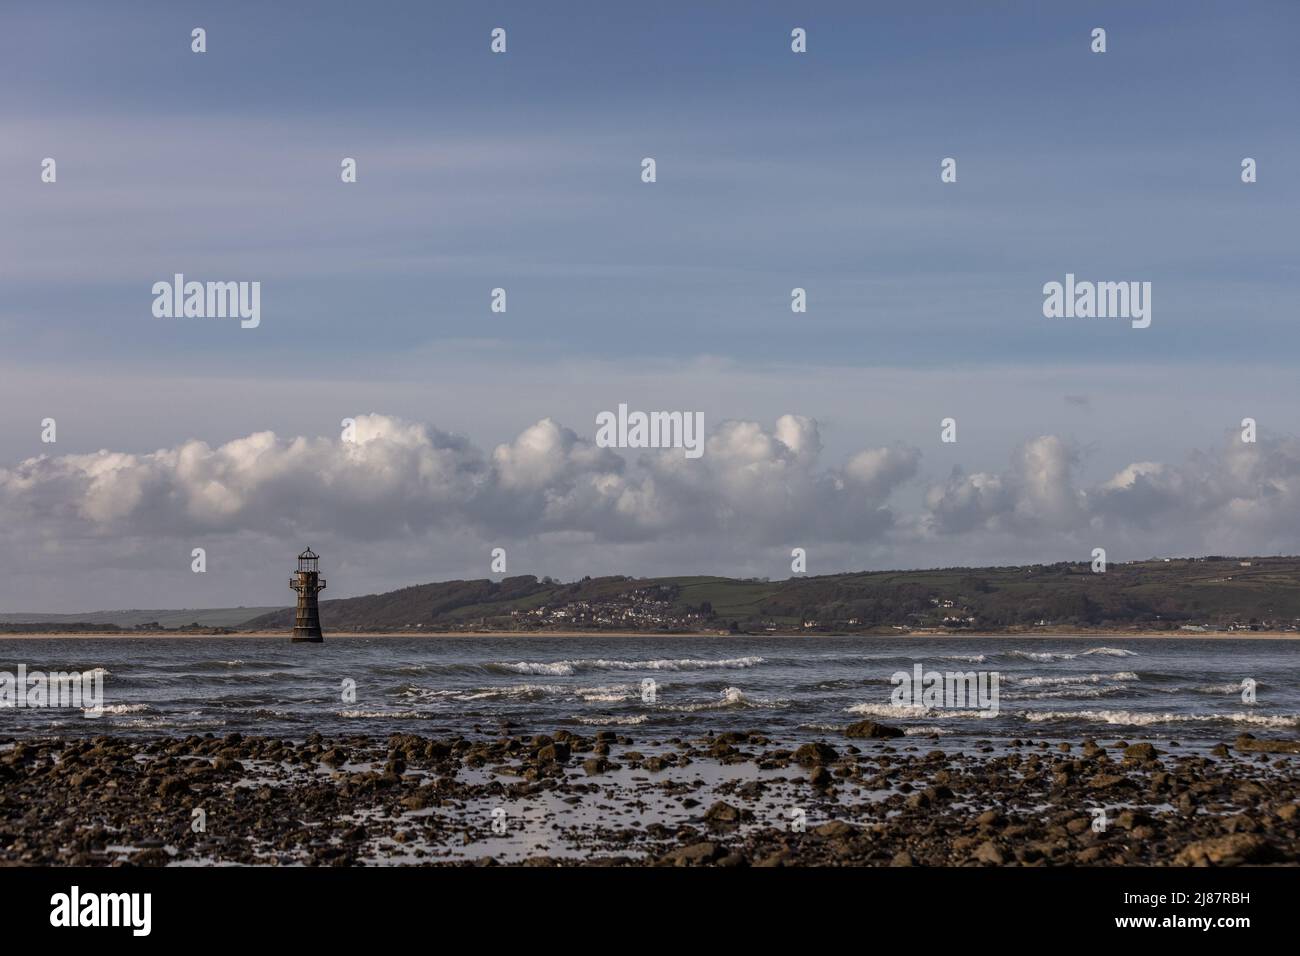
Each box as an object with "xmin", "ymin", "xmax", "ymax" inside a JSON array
[{"xmin": 1, "ymin": 726, "xmax": 1297, "ymax": 866}]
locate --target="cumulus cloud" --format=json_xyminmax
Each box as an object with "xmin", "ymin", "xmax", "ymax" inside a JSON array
[
  {"xmin": 1090, "ymin": 433, "xmax": 1300, "ymax": 549},
  {"xmin": 7, "ymin": 415, "xmax": 1300, "ymax": 612},
  {"xmin": 923, "ymin": 436, "xmax": 1084, "ymax": 534},
  {"xmin": 922, "ymin": 430, "xmax": 1300, "ymax": 556},
  {"xmin": 0, "ymin": 413, "xmax": 919, "ymax": 548}
]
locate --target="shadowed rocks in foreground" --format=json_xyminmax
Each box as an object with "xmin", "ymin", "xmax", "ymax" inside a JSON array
[{"xmin": 0, "ymin": 730, "xmax": 1297, "ymax": 867}]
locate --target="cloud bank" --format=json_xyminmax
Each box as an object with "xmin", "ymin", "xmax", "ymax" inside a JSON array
[{"xmin": 2, "ymin": 414, "xmax": 1297, "ymax": 610}]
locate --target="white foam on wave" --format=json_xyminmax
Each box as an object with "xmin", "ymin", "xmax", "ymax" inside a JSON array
[
  {"xmin": 339, "ymin": 709, "xmax": 425, "ymax": 719},
  {"xmin": 1008, "ymin": 671, "xmax": 1139, "ymax": 687},
  {"xmin": 1023, "ymin": 709, "xmax": 1298, "ymax": 729},
  {"xmin": 1004, "ymin": 650, "xmax": 1075, "ymax": 662},
  {"xmin": 665, "ymin": 686, "xmax": 788, "ymax": 712},
  {"xmin": 498, "ymin": 661, "xmax": 576, "ymax": 676},
  {"xmin": 574, "ymin": 714, "xmax": 648, "ymax": 726},
  {"xmin": 1001, "ymin": 647, "xmax": 1138, "ymax": 663},
  {"xmin": 495, "ymin": 656, "xmax": 764, "ymax": 676},
  {"xmin": 576, "ymin": 684, "xmax": 638, "ymax": 703},
  {"xmin": 92, "ymin": 702, "xmax": 151, "ymax": 715},
  {"xmin": 844, "ymin": 702, "xmax": 996, "ymax": 720},
  {"xmin": 461, "ymin": 683, "xmax": 563, "ymax": 701},
  {"xmin": 1015, "ymin": 686, "xmax": 1128, "ymax": 701}
]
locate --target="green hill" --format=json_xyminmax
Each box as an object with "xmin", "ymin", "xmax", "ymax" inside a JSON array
[{"xmin": 240, "ymin": 556, "xmax": 1300, "ymax": 634}]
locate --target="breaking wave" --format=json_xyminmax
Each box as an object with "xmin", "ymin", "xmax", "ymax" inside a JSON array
[
  {"xmin": 492, "ymin": 657, "xmax": 765, "ymax": 677},
  {"xmin": 1022, "ymin": 709, "xmax": 1298, "ymax": 729}
]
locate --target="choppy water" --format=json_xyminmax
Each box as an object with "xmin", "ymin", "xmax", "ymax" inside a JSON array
[{"xmin": 1, "ymin": 636, "xmax": 1297, "ymax": 750}]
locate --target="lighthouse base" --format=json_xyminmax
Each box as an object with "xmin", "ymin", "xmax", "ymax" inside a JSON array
[{"xmin": 292, "ymin": 628, "xmax": 324, "ymax": 643}]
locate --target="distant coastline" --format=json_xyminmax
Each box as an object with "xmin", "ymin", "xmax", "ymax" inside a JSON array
[{"xmin": 6, "ymin": 555, "xmax": 1299, "ymax": 639}]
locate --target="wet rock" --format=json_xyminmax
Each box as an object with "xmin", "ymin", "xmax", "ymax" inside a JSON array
[
  {"xmin": 157, "ymin": 776, "xmax": 189, "ymax": 798},
  {"xmin": 844, "ymin": 720, "xmax": 904, "ymax": 740},
  {"xmin": 1235, "ymin": 734, "xmax": 1300, "ymax": 754},
  {"xmin": 536, "ymin": 742, "xmax": 571, "ymax": 764},
  {"xmin": 1173, "ymin": 834, "xmax": 1272, "ymax": 866},
  {"xmin": 1123, "ymin": 743, "xmax": 1160, "ymax": 762},
  {"xmin": 1088, "ymin": 773, "xmax": 1136, "ymax": 791},
  {"xmin": 659, "ymin": 841, "xmax": 723, "ymax": 866},
  {"xmin": 814, "ymin": 820, "xmax": 856, "ymax": 838},
  {"xmin": 792, "ymin": 742, "xmax": 838, "ymax": 766},
  {"xmin": 972, "ymin": 841, "xmax": 1005, "ymax": 865},
  {"xmin": 704, "ymin": 801, "xmax": 748, "ymax": 826}
]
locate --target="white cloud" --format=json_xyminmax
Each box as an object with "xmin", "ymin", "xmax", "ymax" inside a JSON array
[
  {"xmin": 922, "ymin": 430, "xmax": 1300, "ymax": 557},
  {"xmin": 6, "ymin": 415, "xmax": 1300, "ymax": 611},
  {"xmin": 0, "ymin": 413, "xmax": 917, "ymax": 549}
]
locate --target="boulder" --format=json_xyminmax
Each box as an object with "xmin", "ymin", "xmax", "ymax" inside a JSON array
[
  {"xmin": 844, "ymin": 720, "xmax": 904, "ymax": 740},
  {"xmin": 792, "ymin": 742, "xmax": 838, "ymax": 766}
]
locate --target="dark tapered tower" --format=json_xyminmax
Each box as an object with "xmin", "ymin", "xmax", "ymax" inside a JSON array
[{"xmin": 290, "ymin": 547, "xmax": 326, "ymax": 642}]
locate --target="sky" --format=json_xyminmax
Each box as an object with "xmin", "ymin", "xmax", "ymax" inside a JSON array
[{"xmin": 1, "ymin": 1, "xmax": 1298, "ymax": 610}]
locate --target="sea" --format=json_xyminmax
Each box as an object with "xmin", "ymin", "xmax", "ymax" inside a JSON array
[{"xmin": 1, "ymin": 635, "xmax": 1297, "ymax": 752}]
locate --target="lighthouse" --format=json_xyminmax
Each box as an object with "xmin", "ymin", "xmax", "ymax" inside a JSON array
[{"xmin": 290, "ymin": 547, "xmax": 327, "ymax": 642}]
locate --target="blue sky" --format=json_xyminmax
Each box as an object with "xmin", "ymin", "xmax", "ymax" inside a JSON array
[{"xmin": 2, "ymin": 1, "xmax": 1298, "ymax": 608}]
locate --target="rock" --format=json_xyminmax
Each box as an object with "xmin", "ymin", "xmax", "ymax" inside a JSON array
[
  {"xmin": 320, "ymin": 747, "xmax": 348, "ymax": 767},
  {"xmin": 1088, "ymin": 773, "xmax": 1136, "ymax": 791},
  {"xmin": 660, "ymin": 841, "xmax": 722, "ymax": 866},
  {"xmin": 814, "ymin": 820, "xmax": 856, "ymax": 838},
  {"xmin": 157, "ymin": 775, "xmax": 189, "ymax": 798},
  {"xmin": 129, "ymin": 847, "xmax": 169, "ymax": 867},
  {"xmin": 401, "ymin": 791, "xmax": 432, "ymax": 811},
  {"xmin": 1173, "ymin": 834, "xmax": 1272, "ymax": 866},
  {"xmin": 755, "ymin": 848, "xmax": 792, "ymax": 867},
  {"xmin": 1115, "ymin": 810, "xmax": 1153, "ymax": 831},
  {"xmin": 792, "ymin": 742, "xmax": 838, "ymax": 766},
  {"xmin": 972, "ymin": 841, "xmax": 1005, "ymax": 865},
  {"xmin": 582, "ymin": 757, "xmax": 609, "ymax": 775},
  {"xmin": 536, "ymin": 742, "xmax": 571, "ymax": 764},
  {"xmin": 808, "ymin": 766, "xmax": 833, "ymax": 789},
  {"xmin": 844, "ymin": 720, "xmax": 904, "ymax": 740},
  {"xmin": 704, "ymin": 801, "xmax": 743, "ymax": 825},
  {"xmin": 340, "ymin": 825, "xmax": 367, "ymax": 843},
  {"xmin": 1123, "ymin": 743, "xmax": 1160, "ymax": 761},
  {"xmin": 1235, "ymin": 734, "xmax": 1300, "ymax": 754}
]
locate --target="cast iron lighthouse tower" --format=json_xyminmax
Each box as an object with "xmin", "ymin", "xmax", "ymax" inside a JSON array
[{"xmin": 290, "ymin": 547, "xmax": 326, "ymax": 642}]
